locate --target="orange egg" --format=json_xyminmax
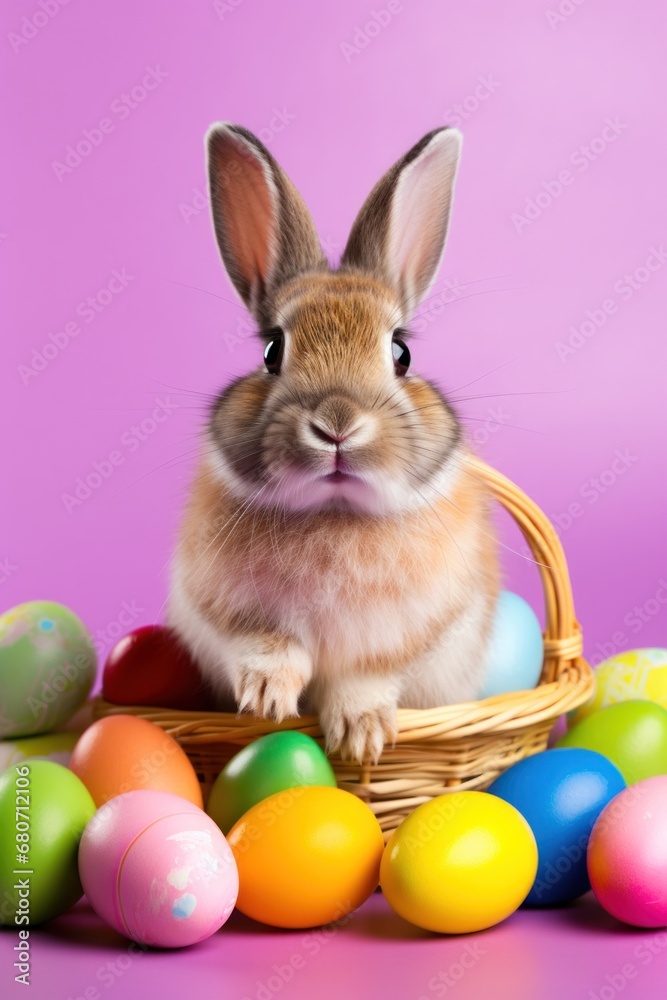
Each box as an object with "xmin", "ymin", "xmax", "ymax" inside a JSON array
[
  {"xmin": 68, "ymin": 715, "xmax": 203, "ymax": 809},
  {"xmin": 227, "ymin": 785, "xmax": 384, "ymax": 928}
]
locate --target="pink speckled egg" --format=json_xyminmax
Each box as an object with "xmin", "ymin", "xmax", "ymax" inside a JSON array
[
  {"xmin": 587, "ymin": 776, "xmax": 667, "ymax": 928},
  {"xmin": 79, "ymin": 790, "xmax": 238, "ymax": 947}
]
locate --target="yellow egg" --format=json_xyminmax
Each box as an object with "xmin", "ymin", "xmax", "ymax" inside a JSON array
[
  {"xmin": 569, "ymin": 648, "xmax": 667, "ymax": 727},
  {"xmin": 227, "ymin": 785, "xmax": 384, "ymax": 928},
  {"xmin": 0, "ymin": 731, "xmax": 79, "ymax": 771},
  {"xmin": 380, "ymin": 791, "xmax": 538, "ymax": 934}
]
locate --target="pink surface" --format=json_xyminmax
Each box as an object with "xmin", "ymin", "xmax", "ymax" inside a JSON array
[
  {"xmin": 2, "ymin": 0, "xmax": 667, "ymax": 996},
  {"xmin": 4, "ymin": 892, "xmax": 667, "ymax": 1000}
]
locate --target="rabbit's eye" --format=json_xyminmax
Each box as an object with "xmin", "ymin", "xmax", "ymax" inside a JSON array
[
  {"xmin": 392, "ymin": 336, "xmax": 410, "ymax": 376},
  {"xmin": 264, "ymin": 330, "xmax": 284, "ymax": 374}
]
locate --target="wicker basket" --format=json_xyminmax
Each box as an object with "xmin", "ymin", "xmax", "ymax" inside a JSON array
[{"xmin": 92, "ymin": 455, "xmax": 594, "ymax": 840}]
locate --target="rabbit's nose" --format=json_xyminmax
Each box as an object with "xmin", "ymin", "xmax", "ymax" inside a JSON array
[{"xmin": 308, "ymin": 420, "xmax": 349, "ymax": 445}]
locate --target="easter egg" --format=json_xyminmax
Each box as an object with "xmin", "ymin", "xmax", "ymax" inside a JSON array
[
  {"xmin": 588, "ymin": 776, "xmax": 667, "ymax": 927},
  {"xmin": 488, "ymin": 748, "xmax": 626, "ymax": 906},
  {"xmin": 569, "ymin": 648, "xmax": 667, "ymax": 727},
  {"xmin": 0, "ymin": 731, "xmax": 80, "ymax": 771},
  {"xmin": 79, "ymin": 789, "xmax": 238, "ymax": 947},
  {"xmin": 0, "ymin": 601, "xmax": 96, "ymax": 739},
  {"xmin": 68, "ymin": 714, "xmax": 203, "ymax": 808},
  {"xmin": 556, "ymin": 700, "xmax": 667, "ymax": 785},
  {"xmin": 478, "ymin": 591, "xmax": 544, "ymax": 698},
  {"xmin": 0, "ymin": 760, "xmax": 95, "ymax": 925},
  {"xmin": 102, "ymin": 625, "xmax": 211, "ymax": 711},
  {"xmin": 380, "ymin": 791, "xmax": 538, "ymax": 934},
  {"xmin": 207, "ymin": 732, "xmax": 337, "ymax": 834},
  {"xmin": 227, "ymin": 786, "xmax": 384, "ymax": 928}
]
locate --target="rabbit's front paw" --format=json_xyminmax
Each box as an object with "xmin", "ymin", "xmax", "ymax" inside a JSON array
[
  {"xmin": 235, "ymin": 648, "xmax": 311, "ymax": 722},
  {"xmin": 323, "ymin": 702, "xmax": 397, "ymax": 765}
]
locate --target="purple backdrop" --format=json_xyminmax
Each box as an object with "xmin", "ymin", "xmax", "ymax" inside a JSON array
[
  {"xmin": 2, "ymin": 0, "xmax": 666, "ymax": 683},
  {"xmin": 1, "ymin": 3, "xmax": 667, "ymax": 996}
]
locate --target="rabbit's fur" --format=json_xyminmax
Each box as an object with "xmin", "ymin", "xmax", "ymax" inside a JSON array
[{"xmin": 167, "ymin": 124, "xmax": 500, "ymax": 763}]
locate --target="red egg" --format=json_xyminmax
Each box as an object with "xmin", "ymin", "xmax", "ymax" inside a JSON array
[{"xmin": 102, "ymin": 625, "xmax": 211, "ymax": 710}]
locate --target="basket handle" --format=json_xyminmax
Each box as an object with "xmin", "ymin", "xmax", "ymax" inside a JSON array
[{"xmin": 466, "ymin": 454, "xmax": 583, "ymax": 682}]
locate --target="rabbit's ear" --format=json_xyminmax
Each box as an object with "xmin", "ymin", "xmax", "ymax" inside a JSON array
[
  {"xmin": 206, "ymin": 123, "xmax": 326, "ymax": 323},
  {"xmin": 341, "ymin": 128, "xmax": 462, "ymax": 315}
]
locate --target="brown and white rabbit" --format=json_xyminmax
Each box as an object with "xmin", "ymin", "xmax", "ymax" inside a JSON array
[{"xmin": 167, "ymin": 123, "xmax": 500, "ymax": 763}]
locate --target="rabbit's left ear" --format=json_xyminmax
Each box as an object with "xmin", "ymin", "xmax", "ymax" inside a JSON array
[{"xmin": 341, "ymin": 128, "xmax": 462, "ymax": 316}]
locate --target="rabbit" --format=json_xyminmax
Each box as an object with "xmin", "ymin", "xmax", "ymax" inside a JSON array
[{"xmin": 166, "ymin": 122, "xmax": 500, "ymax": 764}]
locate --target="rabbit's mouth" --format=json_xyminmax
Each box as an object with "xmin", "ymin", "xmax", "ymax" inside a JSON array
[{"xmin": 320, "ymin": 470, "xmax": 357, "ymax": 484}]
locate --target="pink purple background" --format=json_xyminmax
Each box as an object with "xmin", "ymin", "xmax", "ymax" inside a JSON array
[{"xmin": 1, "ymin": 1, "xmax": 667, "ymax": 997}]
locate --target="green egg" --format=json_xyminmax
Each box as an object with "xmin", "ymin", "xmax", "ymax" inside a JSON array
[
  {"xmin": 0, "ymin": 601, "xmax": 96, "ymax": 739},
  {"xmin": 0, "ymin": 760, "xmax": 96, "ymax": 926},
  {"xmin": 556, "ymin": 700, "xmax": 667, "ymax": 785},
  {"xmin": 206, "ymin": 731, "xmax": 337, "ymax": 834}
]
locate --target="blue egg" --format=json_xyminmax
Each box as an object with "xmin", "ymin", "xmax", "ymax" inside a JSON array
[
  {"xmin": 478, "ymin": 590, "xmax": 544, "ymax": 697},
  {"xmin": 488, "ymin": 748, "xmax": 626, "ymax": 906}
]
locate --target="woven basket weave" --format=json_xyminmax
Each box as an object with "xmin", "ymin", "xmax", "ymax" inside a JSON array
[{"xmin": 92, "ymin": 455, "xmax": 594, "ymax": 840}]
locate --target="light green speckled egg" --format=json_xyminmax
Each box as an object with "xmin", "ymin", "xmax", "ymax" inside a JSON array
[{"xmin": 0, "ymin": 601, "xmax": 96, "ymax": 739}]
